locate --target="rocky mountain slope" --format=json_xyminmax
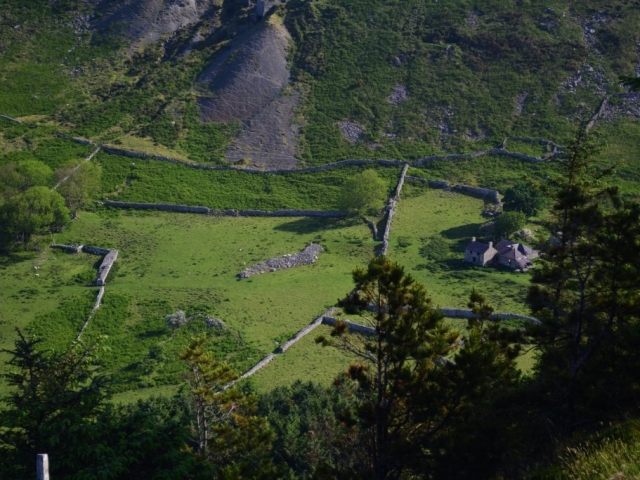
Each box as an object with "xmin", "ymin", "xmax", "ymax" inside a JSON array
[{"xmin": 0, "ymin": 0, "xmax": 639, "ymax": 169}]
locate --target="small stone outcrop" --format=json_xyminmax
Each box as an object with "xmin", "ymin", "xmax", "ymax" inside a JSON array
[
  {"xmin": 238, "ymin": 243, "xmax": 324, "ymax": 278},
  {"xmin": 204, "ymin": 317, "xmax": 225, "ymax": 329}
]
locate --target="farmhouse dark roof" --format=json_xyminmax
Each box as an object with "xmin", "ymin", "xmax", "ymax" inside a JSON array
[
  {"xmin": 495, "ymin": 239, "xmax": 512, "ymax": 251},
  {"xmin": 518, "ymin": 243, "xmax": 536, "ymax": 256},
  {"xmin": 466, "ymin": 240, "xmax": 491, "ymax": 254},
  {"xmin": 496, "ymin": 239, "xmax": 536, "ymax": 257}
]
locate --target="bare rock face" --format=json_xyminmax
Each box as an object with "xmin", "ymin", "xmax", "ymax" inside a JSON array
[
  {"xmin": 338, "ymin": 121, "xmax": 365, "ymax": 143},
  {"xmin": 93, "ymin": 0, "xmax": 219, "ymax": 48},
  {"xmin": 197, "ymin": 18, "xmax": 301, "ymax": 168},
  {"xmin": 224, "ymin": 90, "xmax": 301, "ymax": 169},
  {"xmin": 197, "ymin": 22, "xmax": 291, "ymax": 123}
]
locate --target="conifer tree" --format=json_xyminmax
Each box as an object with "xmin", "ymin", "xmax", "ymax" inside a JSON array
[
  {"xmin": 528, "ymin": 128, "xmax": 640, "ymax": 433},
  {"xmin": 319, "ymin": 257, "xmax": 520, "ymax": 479}
]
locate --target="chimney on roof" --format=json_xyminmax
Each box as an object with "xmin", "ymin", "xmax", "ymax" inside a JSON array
[
  {"xmin": 488, "ymin": 241, "xmax": 493, "ymax": 249},
  {"xmin": 472, "ymin": 236, "xmax": 476, "ymax": 242}
]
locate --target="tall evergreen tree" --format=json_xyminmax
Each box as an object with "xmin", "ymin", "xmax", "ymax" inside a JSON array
[
  {"xmin": 180, "ymin": 337, "xmax": 279, "ymax": 478},
  {"xmin": 319, "ymin": 257, "xmax": 520, "ymax": 479},
  {"xmin": 0, "ymin": 330, "xmax": 110, "ymax": 479},
  {"xmin": 527, "ymin": 128, "xmax": 640, "ymax": 433}
]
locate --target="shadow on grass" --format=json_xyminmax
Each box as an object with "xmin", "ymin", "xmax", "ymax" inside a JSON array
[
  {"xmin": 137, "ymin": 329, "xmax": 168, "ymax": 340},
  {"xmin": 441, "ymin": 223, "xmax": 484, "ymax": 240},
  {"xmin": 273, "ymin": 216, "xmax": 359, "ymax": 234},
  {"xmin": 0, "ymin": 251, "xmax": 34, "ymax": 268}
]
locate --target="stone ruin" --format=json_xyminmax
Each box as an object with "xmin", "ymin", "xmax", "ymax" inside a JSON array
[{"xmin": 238, "ymin": 243, "xmax": 324, "ymax": 278}]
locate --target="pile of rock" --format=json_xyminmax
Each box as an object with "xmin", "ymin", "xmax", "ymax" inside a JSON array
[
  {"xmin": 238, "ymin": 243, "xmax": 324, "ymax": 278},
  {"xmin": 386, "ymin": 85, "xmax": 409, "ymax": 105},
  {"xmin": 204, "ymin": 317, "xmax": 225, "ymax": 329},
  {"xmin": 338, "ymin": 121, "xmax": 365, "ymax": 143}
]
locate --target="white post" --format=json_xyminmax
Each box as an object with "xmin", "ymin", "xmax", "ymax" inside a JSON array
[{"xmin": 37, "ymin": 454, "xmax": 49, "ymax": 480}]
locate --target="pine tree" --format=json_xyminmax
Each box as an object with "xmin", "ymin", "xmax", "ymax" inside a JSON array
[
  {"xmin": 180, "ymin": 337, "xmax": 279, "ymax": 478},
  {"xmin": 527, "ymin": 128, "xmax": 640, "ymax": 433},
  {"xmin": 319, "ymin": 257, "xmax": 520, "ymax": 479}
]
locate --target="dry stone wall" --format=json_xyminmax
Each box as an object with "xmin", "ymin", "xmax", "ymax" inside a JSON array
[
  {"xmin": 104, "ymin": 201, "xmax": 346, "ymax": 218},
  {"xmin": 96, "ymin": 249, "xmax": 119, "ymax": 286},
  {"xmin": 76, "ymin": 286, "xmax": 105, "ymax": 341},
  {"xmin": 61, "ymin": 135, "xmax": 564, "ymax": 177},
  {"xmin": 277, "ymin": 308, "xmax": 335, "ymax": 353},
  {"xmin": 586, "ymin": 95, "xmax": 610, "ymax": 132},
  {"xmin": 52, "ymin": 146, "xmax": 101, "ymax": 191},
  {"xmin": 238, "ymin": 243, "xmax": 324, "ymax": 278},
  {"xmin": 406, "ymin": 176, "xmax": 501, "ymax": 204},
  {"xmin": 414, "ymin": 148, "xmax": 547, "ymax": 165},
  {"xmin": 105, "ymin": 201, "xmax": 212, "ymax": 214},
  {"xmin": 222, "ymin": 354, "xmax": 277, "ymax": 390},
  {"xmin": 321, "ymin": 316, "xmax": 377, "ymax": 335},
  {"xmin": 0, "ymin": 114, "xmax": 21, "ymax": 123},
  {"xmin": 378, "ymin": 163, "xmax": 409, "ymax": 256},
  {"xmin": 51, "ymin": 243, "xmax": 83, "ymax": 254},
  {"xmin": 439, "ymin": 308, "xmax": 541, "ymax": 325},
  {"xmin": 50, "ymin": 244, "xmax": 119, "ymax": 341}
]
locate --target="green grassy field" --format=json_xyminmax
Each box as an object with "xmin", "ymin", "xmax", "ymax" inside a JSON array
[
  {"xmin": 390, "ymin": 183, "xmax": 532, "ymax": 314},
  {"xmin": 250, "ymin": 324, "xmax": 358, "ymax": 392},
  {"xmin": 0, "ymin": 210, "xmax": 376, "ymax": 396}
]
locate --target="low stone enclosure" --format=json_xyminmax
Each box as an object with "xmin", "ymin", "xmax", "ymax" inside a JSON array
[
  {"xmin": 238, "ymin": 243, "xmax": 324, "ymax": 278},
  {"xmin": 50, "ymin": 244, "xmax": 119, "ymax": 340}
]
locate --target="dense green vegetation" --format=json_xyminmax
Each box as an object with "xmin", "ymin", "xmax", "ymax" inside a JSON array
[
  {"xmin": 99, "ymin": 153, "xmax": 401, "ymax": 210},
  {"xmin": 285, "ymin": 0, "xmax": 640, "ymax": 164}
]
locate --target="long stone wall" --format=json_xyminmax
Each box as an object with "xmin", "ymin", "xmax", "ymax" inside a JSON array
[
  {"xmin": 406, "ymin": 176, "xmax": 501, "ymax": 204},
  {"xmin": 104, "ymin": 201, "xmax": 347, "ymax": 218},
  {"xmin": 104, "ymin": 201, "xmax": 346, "ymax": 217},
  {"xmin": 50, "ymin": 244, "xmax": 120, "ymax": 341},
  {"xmin": 76, "ymin": 286, "xmax": 105, "ymax": 341},
  {"xmin": 96, "ymin": 249, "xmax": 119, "ymax": 286},
  {"xmin": 439, "ymin": 308, "xmax": 541, "ymax": 325},
  {"xmin": 222, "ymin": 354, "xmax": 277, "ymax": 391},
  {"xmin": 52, "ymin": 146, "xmax": 101, "ymax": 191},
  {"xmin": 51, "ymin": 243, "xmax": 83, "ymax": 254},
  {"xmin": 58, "ymin": 135, "xmax": 562, "ymax": 176},
  {"xmin": 277, "ymin": 308, "xmax": 335, "ymax": 353},
  {"xmin": 105, "ymin": 201, "xmax": 212, "ymax": 214},
  {"xmin": 57, "ymin": 134, "xmax": 96, "ymax": 146},
  {"xmin": 81, "ymin": 245, "xmax": 111, "ymax": 256},
  {"xmin": 586, "ymin": 95, "xmax": 610, "ymax": 132},
  {"xmin": 361, "ymin": 216, "xmax": 379, "ymax": 240},
  {"xmin": 321, "ymin": 316, "xmax": 377, "ymax": 335},
  {"xmin": 378, "ymin": 163, "xmax": 409, "ymax": 256},
  {"xmin": 0, "ymin": 114, "xmax": 21, "ymax": 123}
]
